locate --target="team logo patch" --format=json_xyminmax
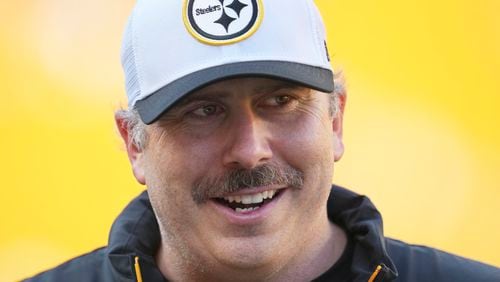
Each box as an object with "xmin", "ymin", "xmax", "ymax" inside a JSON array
[{"xmin": 184, "ymin": 0, "xmax": 263, "ymax": 45}]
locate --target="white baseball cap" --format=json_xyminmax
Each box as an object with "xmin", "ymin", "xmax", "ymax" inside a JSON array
[{"xmin": 121, "ymin": 0, "xmax": 334, "ymax": 124}]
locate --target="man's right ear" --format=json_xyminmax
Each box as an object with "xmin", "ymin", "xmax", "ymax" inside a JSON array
[{"xmin": 115, "ymin": 113, "xmax": 146, "ymax": 185}]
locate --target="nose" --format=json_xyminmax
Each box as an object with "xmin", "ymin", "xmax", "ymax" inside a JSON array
[{"xmin": 222, "ymin": 109, "xmax": 273, "ymax": 169}]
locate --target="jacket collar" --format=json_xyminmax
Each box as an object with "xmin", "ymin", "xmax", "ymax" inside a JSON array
[
  {"xmin": 105, "ymin": 185, "xmax": 398, "ymax": 281},
  {"xmin": 106, "ymin": 191, "xmax": 164, "ymax": 281},
  {"xmin": 328, "ymin": 186, "xmax": 398, "ymax": 281}
]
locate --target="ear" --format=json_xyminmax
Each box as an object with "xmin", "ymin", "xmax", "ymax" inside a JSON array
[
  {"xmin": 332, "ymin": 93, "xmax": 346, "ymax": 162},
  {"xmin": 115, "ymin": 113, "xmax": 146, "ymax": 185}
]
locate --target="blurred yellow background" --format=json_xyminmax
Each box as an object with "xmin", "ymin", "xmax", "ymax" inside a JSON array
[{"xmin": 1, "ymin": 0, "xmax": 499, "ymax": 280}]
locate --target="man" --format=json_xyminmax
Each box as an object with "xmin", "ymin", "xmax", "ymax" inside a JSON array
[{"xmin": 27, "ymin": 0, "xmax": 499, "ymax": 281}]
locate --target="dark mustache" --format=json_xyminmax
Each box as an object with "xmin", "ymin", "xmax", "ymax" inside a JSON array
[{"xmin": 192, "ymin": 164, "xmax": 304, "ymax": 204}]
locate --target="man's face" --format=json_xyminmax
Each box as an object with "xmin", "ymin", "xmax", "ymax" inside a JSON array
[{"xmin": 130, "ymin": 77, "xmax": 344, "ymax": 273}]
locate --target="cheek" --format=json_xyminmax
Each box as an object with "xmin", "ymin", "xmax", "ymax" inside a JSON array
[
  {"xmin": 271, "ymin": 114, "xmax": 334, "ymax": 165},
  {"xmin": 143, "ymin": 149, "xmax": 186, "ymax": 210},
  {"xmin": 143, "ymin": 133, "xmax": 222, "ymax": 201},
  {"xmin": 143, "ymin": 146, "xmax": 205, "ymax": 240},
  {"xmin": 271, "ymin": 114, "xmax": 335, "ymax": 201}
]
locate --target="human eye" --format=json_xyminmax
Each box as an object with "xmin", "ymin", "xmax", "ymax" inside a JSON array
[
  {"xmin": 260, "ymin": 94, "xmax": 298, "ymax": 109},
  {"xmin": 273, "ymin": 95, "xmax": 292, "ymax": 105},
  {"xmin": 187, "ymin": 103, "xmax": 224, "ymax": 119}
]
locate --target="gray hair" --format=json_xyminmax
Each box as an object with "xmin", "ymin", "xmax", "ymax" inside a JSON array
[
  {"xmin": 115, "ymin": 108, "xmax": 148, "ymax": 150},
  {"xmin": 330, "ymin": 71, "xmax": 346, "ymax": 117},
  {"xmin": 116, "ymin": 73, "xmax": 346, "ymax": 150}
]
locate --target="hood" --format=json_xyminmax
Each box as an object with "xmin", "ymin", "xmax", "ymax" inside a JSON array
[{"xmin": 105, "ymin": 185, "xmax": 398, "ymax": 281}]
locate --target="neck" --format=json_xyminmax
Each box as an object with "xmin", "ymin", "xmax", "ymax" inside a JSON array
[
  {"xmin": 156, "ymin": 216, "xmax": 347, "ymax": 281},
  {"xmin": 270, "ymin": 217, "xmax": 347, "ymax": 281}
]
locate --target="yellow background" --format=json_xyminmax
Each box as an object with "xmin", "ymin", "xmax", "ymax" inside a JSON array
[{"xmin": 1, "ymin": 0, "xmax": 499, "ymax": 280}]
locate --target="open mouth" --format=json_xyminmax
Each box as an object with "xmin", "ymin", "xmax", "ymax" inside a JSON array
[{"xmin": 213, "ymin": 189, "xmax": 284, "ymax": 213}]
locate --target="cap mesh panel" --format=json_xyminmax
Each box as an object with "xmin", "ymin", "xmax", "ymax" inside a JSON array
[{"xmin": 121, "ymin": 14, "xmax": 141, "ymax": 108}]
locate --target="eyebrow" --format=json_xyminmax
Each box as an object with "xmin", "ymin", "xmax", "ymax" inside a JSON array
[
  {"xmin": 174, "ymin": 81, "xmax": 307, "ymax": 108},
  {"xmin": 173, "ymin": 91, "xmax": 230, "ymax": 108},
  {"xmin": 254, "ymin": 82, "xmax": 307, "ymax": 94}
]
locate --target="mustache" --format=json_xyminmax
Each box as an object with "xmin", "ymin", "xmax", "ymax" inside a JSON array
[{"xmin": 192, "ymin": 163, "xmax": 304, "ymax": 204}]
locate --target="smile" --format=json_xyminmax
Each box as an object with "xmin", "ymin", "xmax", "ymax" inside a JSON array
[{"xmin": 215, "ymin": 189, "xmax": 281, "ymax": 213}]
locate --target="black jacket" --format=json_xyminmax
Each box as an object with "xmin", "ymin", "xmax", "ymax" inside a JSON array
[{"xmin": 26, "ymin": 186, "xmax": 500, "ymax": 282}]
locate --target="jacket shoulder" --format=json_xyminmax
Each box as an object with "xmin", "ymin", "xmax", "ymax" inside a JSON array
[
  {"xmin": 386, "ymin": 238, "xmax": 500, "ymax": 282},
  {"xmin": 23, "ymin": 247, "xmax": 115, "ymax": 282}
]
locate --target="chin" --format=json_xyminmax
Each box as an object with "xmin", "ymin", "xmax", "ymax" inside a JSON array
[{"xmin": 211, "ymin": 235, "xmax": 282, "ymax": 270}]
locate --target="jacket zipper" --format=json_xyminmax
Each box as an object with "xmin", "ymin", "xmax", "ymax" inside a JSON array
[
  {"xmin": 134, "ymin": 256, "xmax": 143, "ymax": 282},
  {"xmin": 368, "ymin": 264, "xmax": 383, "ymax": 282}
]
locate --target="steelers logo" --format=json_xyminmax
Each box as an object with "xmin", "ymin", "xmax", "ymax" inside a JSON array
[{"xmin": 184, "ymin": 0, "xmax": 263, "ymax": 45}]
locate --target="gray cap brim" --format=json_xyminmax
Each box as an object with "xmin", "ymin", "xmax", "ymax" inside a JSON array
[{"xmin": 135, "ymin": 61, "xmax": 334, "ymax": 124}]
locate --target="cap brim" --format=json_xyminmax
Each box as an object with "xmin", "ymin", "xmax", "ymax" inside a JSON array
[{"xmin": 135, "ymin": 61, "xmax": 334, "ymax": 124}]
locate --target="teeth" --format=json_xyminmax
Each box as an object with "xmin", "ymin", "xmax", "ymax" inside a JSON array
[
  {"xmin": 268, "ymin": 190, "xmax": 275, "ymax": 199},
  {"xmin": 252, "ymin": 193, "xmax": 263, "ymax": 203},
  {"xmin": 223, "ymin": 189, "xmax": 277, "ymax": 204},
  {"xmin": 235, "ymin": 207, "xmax": 260, "ymax": 213},
  {"xmin": 241, "ymin": 195, "xmax": 253, "ymax": 204}
]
